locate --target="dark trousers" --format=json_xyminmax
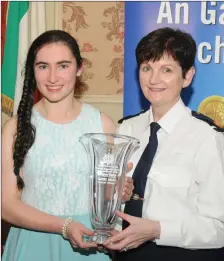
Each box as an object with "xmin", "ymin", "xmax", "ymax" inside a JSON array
[{"xmin": 115, "ymin": 241, "xmax": 224, "ymax": 261}]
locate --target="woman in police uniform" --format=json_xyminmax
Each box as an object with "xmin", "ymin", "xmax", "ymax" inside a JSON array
[{"xmin": 104, "ymin": 27, "xmax": 224, "ymax": 261}]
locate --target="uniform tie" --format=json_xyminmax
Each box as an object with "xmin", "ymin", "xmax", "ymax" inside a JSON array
[
  {"xmin": 123, "ymin": 122, "xmax": 161, "ymax": 228},
  {"xmin": 132, "ymin": 122, "xmax": 161, "ymax": 198}
]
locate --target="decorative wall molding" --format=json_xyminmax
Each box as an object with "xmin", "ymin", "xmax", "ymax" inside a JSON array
[{"xmin": 63, "ymin": 2, "xmax": 124, "ymax": 96}]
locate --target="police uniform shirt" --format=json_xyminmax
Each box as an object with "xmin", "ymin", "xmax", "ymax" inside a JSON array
[{"xmin": 117, "ymin": 98, "xmax": 224, "ymax": 249}]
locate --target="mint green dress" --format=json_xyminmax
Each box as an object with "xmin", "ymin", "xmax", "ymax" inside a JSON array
[{"xmin": 2, "ymin": 103, "xmax": 111, "ymax": 261}]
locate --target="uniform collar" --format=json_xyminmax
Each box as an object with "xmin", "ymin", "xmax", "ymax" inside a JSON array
[{"xmin": 149, "ymin": 99, "xmax": 190, "ymax": 134}]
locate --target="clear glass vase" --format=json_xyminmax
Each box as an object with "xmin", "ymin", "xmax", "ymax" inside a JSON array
[{"xmin": 79, "ymin": 133, "xmax": 139, "ymax": 244}]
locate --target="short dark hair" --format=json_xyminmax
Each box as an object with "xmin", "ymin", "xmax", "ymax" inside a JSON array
[{"xmin": 135, "ymin": 27, "xmax": 196, "ymax": 77}]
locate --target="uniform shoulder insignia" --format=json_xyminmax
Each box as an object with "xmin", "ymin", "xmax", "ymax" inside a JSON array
[
  {"xmin": 118, "ymin": 108, "xmax": 148, "ymax": 124},
  {"xmin": 191, "ymin": 110, "xmax": 224, "ymax": 132}
]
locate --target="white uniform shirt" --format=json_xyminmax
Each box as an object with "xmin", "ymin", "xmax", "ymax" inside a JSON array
[{"xmin": 118, "ymin": 99, "xmax": 224, "ymax": 249}]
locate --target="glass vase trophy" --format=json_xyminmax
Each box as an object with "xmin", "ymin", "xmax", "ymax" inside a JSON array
[{"xmin": 80, "ymin": 133, "xmax": 139, "ymax": 244}]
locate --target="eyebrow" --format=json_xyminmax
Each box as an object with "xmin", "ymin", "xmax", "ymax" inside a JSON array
[
  {"xmin": 35, "ymin": 60, "xmax": 72, "ymax": 66},
  {"xmin": 161, "ymin": 64, "xmax": 176, "ymax": 67},
  {"xmin": 141, "ymin": 62, "xmax": 176, "ymax": 67}
]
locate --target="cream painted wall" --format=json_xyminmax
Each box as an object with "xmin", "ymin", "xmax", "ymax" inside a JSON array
[
  {"xmin": 45, "ymin": 2, "xmax": 63, "ymax": 30},
  {"xmin": 2, "ymin": 112, "xmax": 10, "ymax": 126},
  {"xmin": 76, "ymin": 95, "xmax": 123, "ymax": 126}
]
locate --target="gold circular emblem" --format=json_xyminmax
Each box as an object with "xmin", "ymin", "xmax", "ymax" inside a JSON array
[{"xmin": 198, "ymin": 95, "xmax": 224, "ymax": 128}]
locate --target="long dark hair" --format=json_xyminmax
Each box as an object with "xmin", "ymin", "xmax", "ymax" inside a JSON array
[{"xmin": 13, "ymin": 30, "xmax": 83, "ymax": 189}]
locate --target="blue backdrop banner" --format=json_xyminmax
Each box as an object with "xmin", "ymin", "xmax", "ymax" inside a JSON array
[{"xmin": 123, "ymin": 1, "xmax": 224, "ymax": 121}]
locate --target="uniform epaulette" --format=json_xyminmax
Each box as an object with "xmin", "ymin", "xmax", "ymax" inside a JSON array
[
  {"xmin": 118, "ymin": 109, "xmax": 148, "ymax": 124},
  {"xmin": 191, "ymin": 111, "xmax": 224, "ymax": 132}
]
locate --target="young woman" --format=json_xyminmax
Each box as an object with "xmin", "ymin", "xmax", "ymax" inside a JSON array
[{"xmin": 2, "ymin": 30, "xmax": 133, "ymax": 261}]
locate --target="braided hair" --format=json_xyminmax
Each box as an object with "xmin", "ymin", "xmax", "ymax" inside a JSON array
[{"xmin": 13, "ymin": 30, "xmax": 83, "ymax": 189}]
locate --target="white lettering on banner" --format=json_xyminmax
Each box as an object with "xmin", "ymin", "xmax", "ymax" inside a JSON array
[
  {"xmin": 157, "ymin": 2, "xmax": 173, "ymax": 24},
  {"xmin": 219, "ymin": 3, "xmax": 224, "ymax": 24},
  {"xmin": 175, "ymin": 3, "xmax": 189, "ymax": 24},
  {"xmin": 198, "ymin": 42, "xmax": 212, "ymax": 63},
  {"xmin": 197, "ymin": 36, "xmax": 224, "ymax": 64},
  {"xmin": 215, "ymin": 36, "xmax": 224, "ymax": 63},
  {"xmin": 201, "ymin": 1, "xmax": 224, "ymax": 25},
  {"xmin": 157, "ymin": 2, "xmax": 189, "ymax": 24}
]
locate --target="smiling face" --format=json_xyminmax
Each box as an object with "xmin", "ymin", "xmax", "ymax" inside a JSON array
[
  {"xmin": 34, "ymin": 43, "xmax": 82, "ymax": 103},
  {"xmin": 139, "ymin": 53, "xmax": 195, "ymax": 111}
]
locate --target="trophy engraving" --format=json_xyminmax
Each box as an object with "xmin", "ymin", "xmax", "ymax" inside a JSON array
[{"xmin": 80, "ymin": 133, "xmax": 139, "ymax": 244}]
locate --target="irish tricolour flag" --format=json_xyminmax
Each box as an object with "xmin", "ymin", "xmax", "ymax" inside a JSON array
[{"xmin": 2, "ymin": 2, "xmax": 46, "ymax": 117}]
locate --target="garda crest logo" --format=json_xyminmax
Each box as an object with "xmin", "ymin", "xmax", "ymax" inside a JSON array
[{"xmin": 101, "ymin": 153, "xmax": 114, "ymax": 166}]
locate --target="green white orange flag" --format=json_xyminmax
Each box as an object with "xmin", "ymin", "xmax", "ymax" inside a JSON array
[{"xmin": 2, "ymin": 2, "xmax": 46, "ymax": 117}]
